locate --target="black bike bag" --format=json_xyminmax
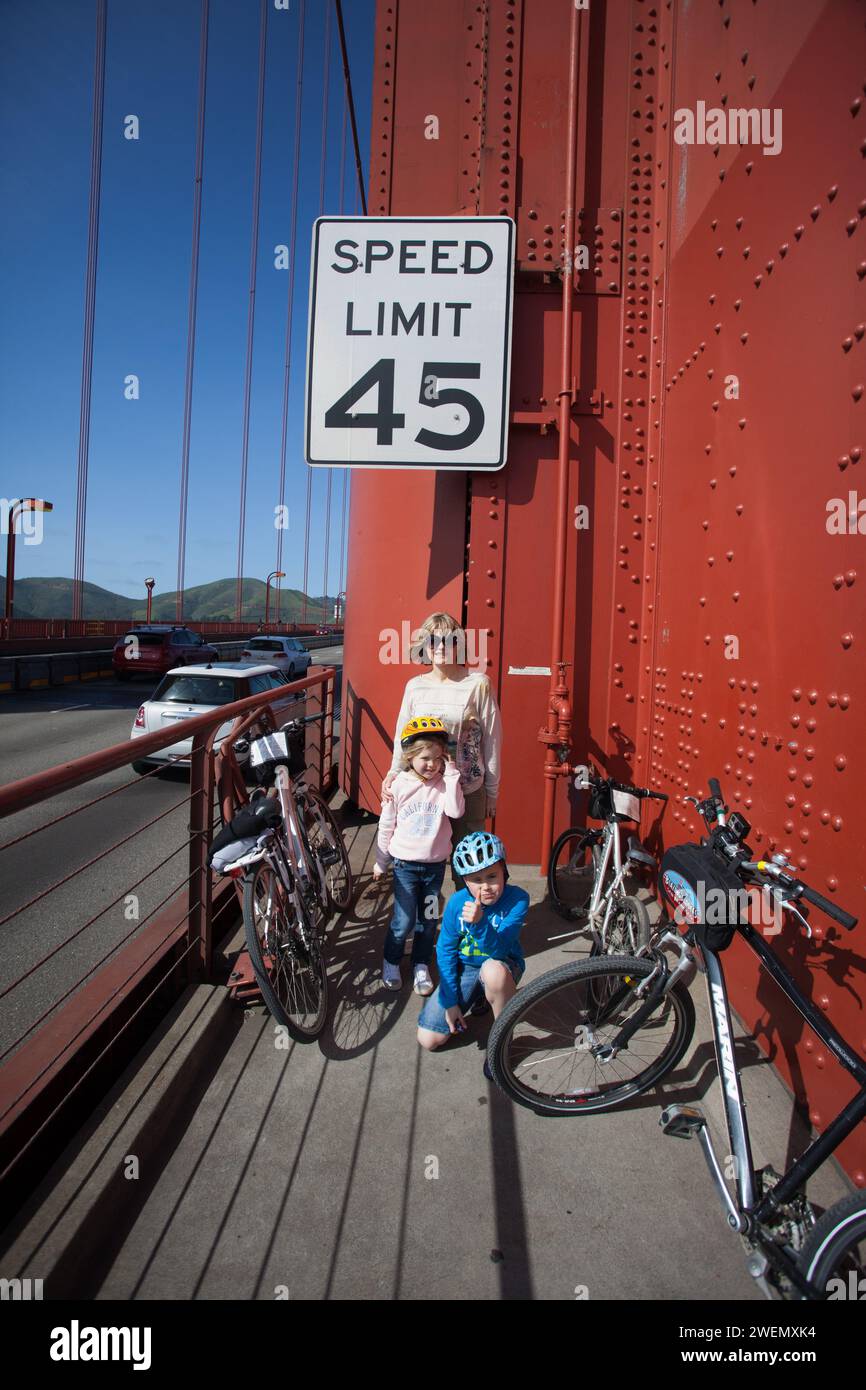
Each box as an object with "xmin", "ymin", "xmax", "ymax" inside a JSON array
[
  {"xmin": 207, "ymin": 794, "xmax": 282, "ymax": 865},
  {"xmin": 659, "ymin": 841, "xmax": 748, "ymax": 952}
]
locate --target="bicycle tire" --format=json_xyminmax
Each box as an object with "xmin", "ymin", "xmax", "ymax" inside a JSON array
[
  {"xmin": 548, "ymin": 828, "xmax": 602, "ymax": 920},
  {"xmin": 487, "ymin": 954, "xmax": 695, "ymax": 1115},
  {"xmin": 243, "ymin": 862, "xmax": 328, "ymax": 1040},
  {"xmin": 594, "ymin": 893, "xmax": 651, "ymax": 957},
  {"xmin": 301, "ymin": 787, "xmax": 353, "ymax": 911},
  {"xmin": 796, "ymin": 1191, "xmax": 866, "ymax": 1299}
]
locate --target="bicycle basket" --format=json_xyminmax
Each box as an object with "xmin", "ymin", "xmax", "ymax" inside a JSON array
[
  {"xmin": 659, "ymin": 841, "xmax": 747, "ymax": 952},
  {"xmin": 611, "ymin": 788, "xmax": 641, "ymax": 823},
  {"xmin": 249, "ymin": 728, "xmax": 306, "ymax": 785}
]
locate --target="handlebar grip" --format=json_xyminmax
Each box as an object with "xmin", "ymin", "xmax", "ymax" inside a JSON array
[
  {"xmin": 649, "ymin": 790, "xmax": 669, "ymax": 802},
  {"xmin": 799, "ymin": 883, "xmax": 858, "ymax": 931},
  {"xmin": 708, "ymin": 777, "xmax": 723, "ymax": 802}
]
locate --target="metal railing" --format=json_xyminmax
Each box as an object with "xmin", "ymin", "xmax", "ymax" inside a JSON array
[
  {"xmin": 1, "ymin": 617, "xmax": 344, "ymax": 641},
  {"xmin": 0, "ymin": 665, "xmax": 337, "ymax": 1202}
]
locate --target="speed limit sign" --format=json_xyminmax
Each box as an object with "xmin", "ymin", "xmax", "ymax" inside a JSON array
[{"xmin": 304, "ymin": 216, "xmax": 515, "ymax": 470}]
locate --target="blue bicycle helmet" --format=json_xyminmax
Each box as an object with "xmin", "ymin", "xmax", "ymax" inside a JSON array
[{"xmin": 453, "ymin": 831, "xmax": 509, "ymax": 880}]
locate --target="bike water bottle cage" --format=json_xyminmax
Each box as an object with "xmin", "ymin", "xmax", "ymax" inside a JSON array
[
  {"xmin": 453, "ymin": 831, "xmax": 509, "ymax": 880},
  {"xmin": 400, "ymin": 715, "xmax": 449, "ymax": 749}
]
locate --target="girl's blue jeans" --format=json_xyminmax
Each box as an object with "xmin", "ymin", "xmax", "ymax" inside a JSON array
[{"xmin": 383, "ymin": 859, "xmax": 447, "ymax": 966}]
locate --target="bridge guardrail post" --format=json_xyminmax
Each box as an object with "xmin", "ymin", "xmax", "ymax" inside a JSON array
[{"xmin": 188, "ymin": 730, "xmax": 214, "ymax": 981}]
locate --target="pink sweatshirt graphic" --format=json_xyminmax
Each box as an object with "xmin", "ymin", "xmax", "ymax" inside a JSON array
[{"xmin": 376, "ymin": 765, "xmax": 465, "ymax": 869}]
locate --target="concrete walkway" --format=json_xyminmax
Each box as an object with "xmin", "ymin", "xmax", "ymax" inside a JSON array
[{"xmin": 1, "ymin": 799, "xmax": 852, "ymax": 1300}]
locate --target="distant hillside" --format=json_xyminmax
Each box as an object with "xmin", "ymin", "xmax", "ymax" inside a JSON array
[{"xmin": 1, "ymin": 576, "xmax": 337, "ymax": 622}]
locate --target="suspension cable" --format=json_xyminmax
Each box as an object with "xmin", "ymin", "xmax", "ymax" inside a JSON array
[
  {"xmin": 275, "ymin": 0, "xmax": 306, "ymax": 626},
  {"xmin": 301, "ymin": 0, "xmax": 331, "ymax": 626},
  {"xmin": 72, "ymin": 0, "xmax": 107, "ymax": 622},
  {"xmin": 235, "ymin": 0, "xmax": 269, "ymax": 620},
  {"xmin": 176, "ymin": 0, "xmax": 210, "ymax": 621}
]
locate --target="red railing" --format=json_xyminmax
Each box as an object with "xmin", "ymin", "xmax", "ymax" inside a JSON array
[
  {"xmin": 1, "ymin": 617, "xmax": 344, "ymax": 641},
  {"xmin": 0, "ymin": 665, "xmax": 337, "ymax": 1203}
]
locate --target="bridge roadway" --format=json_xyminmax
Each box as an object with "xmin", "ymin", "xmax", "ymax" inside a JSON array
[
  {"xmin": 0, "ymin": 805, "xmax": 853, "ymax": 1300},
  {"xmin": 0, "ymin": 647, "xmax": 343, "ymax": 1055}
]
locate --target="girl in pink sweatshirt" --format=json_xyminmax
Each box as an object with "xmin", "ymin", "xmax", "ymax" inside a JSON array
[{"xmin": 373, "ymin": 720, "xmax": 465, "ymax": 994}]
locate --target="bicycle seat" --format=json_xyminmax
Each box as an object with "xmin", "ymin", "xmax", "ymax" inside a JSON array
[{"xmin": 627, "ymin": 835, "xmax": 655, "ymax": 868}]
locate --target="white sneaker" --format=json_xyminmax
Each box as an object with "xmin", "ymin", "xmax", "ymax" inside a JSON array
[
  {"xmin": 382, "ymin": 961, "xmax": 402, "ymax": 990},
  {"xmin": 413, "ymin": 965, "xmax": 434, "ymax": 996}
]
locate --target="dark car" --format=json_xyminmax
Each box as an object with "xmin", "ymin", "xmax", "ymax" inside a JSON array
[{"xmin": 113, "ymin": 625, "xmax": 220, "ymax": 681}]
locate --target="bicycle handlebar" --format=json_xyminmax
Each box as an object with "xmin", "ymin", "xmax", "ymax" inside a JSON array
[
  {"xmin": 708, "ymin": 777, "xmax": 723, "ymax": 802},
  {"xmin": 578, "ymin": 767, "xmax": 668, "ymax": 802},
  {"xmin": 796, "ymin": 881, "xmax": 858, "ymax": 931}
]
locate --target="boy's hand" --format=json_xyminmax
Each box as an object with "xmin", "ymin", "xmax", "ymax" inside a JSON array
[
  {"xmin": 461, "ymin": 899, "xmax": 483, "ymax": 924},
  {"xmin": 372, "ymin": 863, "xmax": 385, "ymax": 880},
  {"xmin": 445, "ymin": 1005, "xmax": 466, "ymax": 1034},
  {"xmin": 381, "ymin": 770, "xmax": 397, "ymax": 803}
]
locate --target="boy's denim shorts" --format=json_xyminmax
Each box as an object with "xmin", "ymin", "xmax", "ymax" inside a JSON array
[{"xmin": 417, "ymin": 956, "xmax": 524, "ymax": 1035}]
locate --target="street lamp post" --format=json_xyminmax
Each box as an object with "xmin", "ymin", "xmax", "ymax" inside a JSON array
[
  {"xmin": 265, "ymin": 571, "xmax": 284, "ymax": 628},
  {"xmin": 3, "ymin": 498, "xmax": 53, "ymax": 634},
  {"xmin": 144, "ymin": 577, "xmax": 156, "ymax": 624}
]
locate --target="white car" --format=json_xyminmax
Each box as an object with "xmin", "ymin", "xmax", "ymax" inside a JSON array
[
  {"xmin": 239, "ymin": 635, "xmax": 312, "ymax": 678},
  {"xmin": 129, "ymin": 662, "xmax": 302, "ymax": 773}
]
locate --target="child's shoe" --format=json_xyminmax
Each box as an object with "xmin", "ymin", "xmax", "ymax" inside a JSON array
[
  {"xmin": 413, "ymin": 965, "xmax": 434, "ymax": 996},
  {"xmin": 382, "ymin": 961, "xmax": 402, "ymax": 990}
]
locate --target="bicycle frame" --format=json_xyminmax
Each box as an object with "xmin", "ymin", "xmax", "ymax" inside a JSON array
[
  {"xmin": 586, "ymin": 820, "xmax": 629, "ymax": 940},
  {"xmin": 708, "ymin": 925, "xmax": 866, "ymax": 1206}
]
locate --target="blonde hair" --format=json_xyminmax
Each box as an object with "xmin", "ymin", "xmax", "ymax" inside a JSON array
[
  {"xmin": 411, "ymin": 611, "xmax": 467, "ymax": 666},
  {"xmin": 400, "ymin": 738, "xmax": 446, "ymax": 773}
]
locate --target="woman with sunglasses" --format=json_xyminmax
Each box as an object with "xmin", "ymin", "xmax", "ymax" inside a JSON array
[{"xmin": 381, "ymin": 613, "xmax": 502, "ymax": 876}]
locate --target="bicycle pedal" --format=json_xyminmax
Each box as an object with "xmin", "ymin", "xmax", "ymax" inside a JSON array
[{"xmin": 659, "ymin": 1103, "xmax": 706, "ymax": 1138}]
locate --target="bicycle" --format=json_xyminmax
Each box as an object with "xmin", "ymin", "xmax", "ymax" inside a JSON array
[
  {"xmin": 211, "ymin": 718, "xmax": 353, "ymax": 1039},
  {"xmin": 547, "ymin": 765, "xmax": 668, "ymax": 957},
  {"xmin": 488, "ymin": 775, "xmax": 865, "ymax": 1300}
]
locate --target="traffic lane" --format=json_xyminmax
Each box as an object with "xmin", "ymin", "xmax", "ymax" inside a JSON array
[
  {"xmin": 0, "ymin": 646, "xmax": 344, "ymax": 788},
  {"xmin": 0, "ymin": 654, "xmax": 342, "ymax": 1055},
  {"xmin": 0, "ymin": 762, "xmax": 200, "ymax": 1057}
]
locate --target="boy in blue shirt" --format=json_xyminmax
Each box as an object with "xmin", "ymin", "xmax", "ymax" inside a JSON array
[{"xmin": 417, "ymin": 832, "xmax": 529, "ymax": 1077}]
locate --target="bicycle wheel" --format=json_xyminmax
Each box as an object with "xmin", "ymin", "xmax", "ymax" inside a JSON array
[
  {"xmin": 487, "ymin": 954, "xmax": 695, "ymax": 1115},
  {"xmin": 595, "ymin": 894, "xmax": 651, "ymax": 956},
  {"xmin": 300, "ymin": 787, "xmax": 353, "ymax": 911},
  {"xmin": 796, "ymin": 1192, "xmax": 866, "ymax": 1299},
  {"xmin": 548, "ymin": 828, "xmax": 602, "ymax": 920},
  {"xmin": 243, "ymin": 861, "xmax": 328, "ymax": 1040}
]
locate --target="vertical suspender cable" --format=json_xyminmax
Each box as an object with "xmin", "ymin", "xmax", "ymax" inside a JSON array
[
  {"xmin": 235, "ymin": 0, "xmax": 268, "ymax": 621},
  {"xmin": 319, "ymin": 98, "xmax": 347, "ymax": 624},
  {"xmin": 175, "ymin": 0, "xmax": 210, "ymax": 621},
  {"xmin": 72, "ymin": 0, "xmax": 107, "ymax": 623},
  {"xmin": 301, "ymin": 0, "xmax": 331, "ymax": 627},
  {"xmin": 275, "ymin": 0, "xmax": 306, "ymax": 625},
  {"xmin": 334, "ymin": 0, "xmax": 367, "ymax": 214}
]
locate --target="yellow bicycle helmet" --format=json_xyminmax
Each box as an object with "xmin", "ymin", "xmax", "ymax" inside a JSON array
[{"xmin": 400, "ymin": 715, "xmax": 449, "ymax": 749}]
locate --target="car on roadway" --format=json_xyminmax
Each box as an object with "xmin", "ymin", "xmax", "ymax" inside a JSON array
[
  {"xmin": 239, "ymin": 635, "xmax": 312, "ymax": 677},
  {"xmin": 129, "ymin": 662, "xmax": 302, "ymax": 773},
  {"xmin": 113, "ymin": 625, "xmax": 219, "ymax": 681}
]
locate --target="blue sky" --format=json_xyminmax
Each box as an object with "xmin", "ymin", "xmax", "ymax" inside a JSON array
[{"xmin": 0, "ymin": 0, "xmax": 375, "ymax": 603}]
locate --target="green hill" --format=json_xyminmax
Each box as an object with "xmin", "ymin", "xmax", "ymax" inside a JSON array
[{"xmin": 1, "ymin": 576, "xmax": 337, "ymax": 623}]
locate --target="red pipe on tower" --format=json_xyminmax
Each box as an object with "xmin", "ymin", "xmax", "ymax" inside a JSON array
[{"xmin": 539, "ymin": 1, "xmax": 581, "ymax": 876}]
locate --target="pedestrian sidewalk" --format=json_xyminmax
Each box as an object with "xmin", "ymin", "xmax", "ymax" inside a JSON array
[{"xmin": 0, "ymin": 798, "xmax": 852, "ymax": 1300}]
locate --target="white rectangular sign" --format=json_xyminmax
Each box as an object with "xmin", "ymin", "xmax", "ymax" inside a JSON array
[{"xmin": 305, "ymin": 216, "xmax": 515, "ymax": 470}]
